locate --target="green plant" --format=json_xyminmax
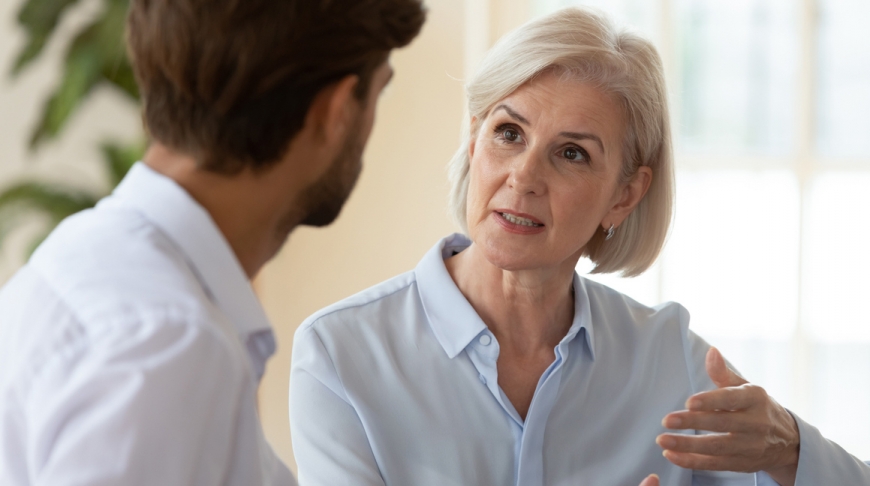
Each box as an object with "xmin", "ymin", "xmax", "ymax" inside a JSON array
[
  {"xmin": 0, "ymin": 140, "xmax": 144, "ymax": 255},
  {"xmin": 1, "ymin": 0, "xmax": 143, "ymax": 256}
]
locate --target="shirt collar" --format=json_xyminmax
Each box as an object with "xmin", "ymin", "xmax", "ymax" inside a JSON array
[
  {"xmin": 415, "ymin": 233, "xmax": 596, "ymax": 361},
  {"xmin": 569, "ymin": 272, "xmax": 597, "ymax": 360},
  {"xmin": 108, "ymin": 162, "xmax": 274, "ymax": 342}
]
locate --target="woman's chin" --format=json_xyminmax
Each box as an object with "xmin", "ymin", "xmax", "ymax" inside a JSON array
[
  {"xmin": 476, "ymin": 237, "xmax": 554, "ymax": 272},
  {"xmin": 470, "ymin": 227, "xmax": 586, "ymax": 274}
]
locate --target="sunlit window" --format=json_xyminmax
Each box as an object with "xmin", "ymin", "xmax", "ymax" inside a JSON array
[{"xmin": 536, "ymin": 0, "xmax": 870, "ymax": 459}]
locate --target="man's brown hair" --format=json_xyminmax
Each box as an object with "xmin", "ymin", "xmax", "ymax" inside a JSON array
[{"xmin": 127, "ymin": 0, "xmax": 426, "ymax": 173}]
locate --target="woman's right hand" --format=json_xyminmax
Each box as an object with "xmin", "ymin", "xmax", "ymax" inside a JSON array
[{"xmin": 639, "ymin": 474, "xmax": 659, "ymax": 486}]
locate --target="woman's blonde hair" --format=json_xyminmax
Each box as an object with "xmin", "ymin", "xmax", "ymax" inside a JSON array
[{"xmin": 448, "ymin": 7, "xmax": 673, "ymax": 277}]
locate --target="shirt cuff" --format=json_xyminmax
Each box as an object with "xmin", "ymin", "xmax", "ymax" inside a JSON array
[{"xmin": 788, "ymin": 409, "xmax": 870, "ymax": 486}]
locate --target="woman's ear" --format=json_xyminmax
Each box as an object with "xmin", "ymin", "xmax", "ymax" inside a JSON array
[
  {"xmin": 306, "ymin": 74, "xmax": 360, "ymax": 146},
  {"xmin": 602, "ymin": 166, "xmax": 653, "ymax": 228}
]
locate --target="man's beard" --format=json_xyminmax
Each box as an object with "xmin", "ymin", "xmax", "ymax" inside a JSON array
[{"xmin": 277, "ymin": 116, "xmax": 365, "ymax": 239}]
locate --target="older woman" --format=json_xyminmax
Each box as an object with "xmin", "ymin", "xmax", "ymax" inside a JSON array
[{"xmin": 289, "ymin": 8, "xmax": 870, "ymax": 486}]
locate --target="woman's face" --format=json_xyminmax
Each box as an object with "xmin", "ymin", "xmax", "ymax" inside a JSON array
[{"xmin": 466, "ymin": 71, "xmax": 644, "ymax": 272}]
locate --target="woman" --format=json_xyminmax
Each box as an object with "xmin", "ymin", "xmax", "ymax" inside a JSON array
[{"xmin": 289, "ymin": 8, "xmax": 870, "ymax": 486}]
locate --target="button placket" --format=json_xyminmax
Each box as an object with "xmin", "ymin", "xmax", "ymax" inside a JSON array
[{"xmin": 516, "ymin": 352, "xmax": 567, "ymax": 486}]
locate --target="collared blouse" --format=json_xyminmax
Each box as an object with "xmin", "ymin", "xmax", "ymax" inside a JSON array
[
  {"xmin": 0, "ymin": 163, "xmax": 294, "ymax": 485},
  {"xmin": 290, "ymin": 233, "xmax": 869, "ymax": 486}
]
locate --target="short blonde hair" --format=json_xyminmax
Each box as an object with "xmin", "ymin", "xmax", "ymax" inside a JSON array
[{"xmin": 448, "ymin": 7, "xmax": 673, "ymax": 277}]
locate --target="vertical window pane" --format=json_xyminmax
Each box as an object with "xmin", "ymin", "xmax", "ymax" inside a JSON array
[
  {"xmin": 817, "ymin": 0, "xmax": 870, "ymax": 158},
  {"xmin": 661, "ymin": 171, "xmax": 800, "ymax": 339},
  {"xmin": 803, "ymin": 173, "xmax": 870, "ymax": 342},
  {"xmin": 811, "ymin": 343, "xmax": 870, "ymax": 460},
  {"xmin": 677, "ymin": 0, "xmax": 798, "ymax": 155}
]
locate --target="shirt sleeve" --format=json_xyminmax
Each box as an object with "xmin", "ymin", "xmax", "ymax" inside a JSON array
[
  {"xmin": 26, "ymin": 315, "xmax": 247, "ymax": 486},
  {"xmin": 785, "ymin": 412, "xmax": 870, "ymax": 485},
  {"xmin": 289, "ymin": 325, "xmax": 386, "ymax": 486},
  {"xmin": 683, "ymin": 326, "xmax": 870, "ymax": 485}
]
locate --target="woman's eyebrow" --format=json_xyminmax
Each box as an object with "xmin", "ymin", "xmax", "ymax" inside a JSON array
[
  {"xmin": 493, "ymin": 104, "xmax": 530, "ymax": 125},
  {"xmin": 560, "ymin": 131, "xmax": 605, "ymax": 154},
  {"xmin": 493, "ymin": 104, "xmax": 606, "ymax": 154}
]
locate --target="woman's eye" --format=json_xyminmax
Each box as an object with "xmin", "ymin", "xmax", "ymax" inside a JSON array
[
  {"xmin": 503, "ymin": 128, "xmax": 519, "ymax": 142},
  {"xmin": 493, "ymin": 124, "xmax": 523, "ymax": 144},
  {"xmin": 562, "ymin": 146, "xmax": 587, "ymax": 162}
]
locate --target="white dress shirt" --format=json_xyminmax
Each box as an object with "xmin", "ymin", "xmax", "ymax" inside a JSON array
[
  {"xmin": 0, "ymin": 163, "xmax": 295, "ymax": 486},
  {"xmin": 290, "ymin": 233, "xmax": 870, "ymax": 486}
]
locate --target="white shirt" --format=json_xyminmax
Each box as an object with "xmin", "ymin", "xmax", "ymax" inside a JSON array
[
  {"xmin": 290, "ymin": 233, "xmax": 870, "ymax": 486},
  {"xmin": 0, "ymin": 163, "xmax": 295, "ymax": 486}
]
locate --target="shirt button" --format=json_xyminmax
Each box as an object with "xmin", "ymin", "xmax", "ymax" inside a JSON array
[
  {"xmin": 479, "ymin": 334, "xmax": 492, "ymax": 346},
  {"xmin": 479, "ymin": 374, "xmax": 487, "ymax": 385}
]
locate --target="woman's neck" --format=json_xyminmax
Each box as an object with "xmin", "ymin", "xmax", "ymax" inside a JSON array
[{"xmin": 445, "ymin": 244, "xmax": 577, "ymax": 354}]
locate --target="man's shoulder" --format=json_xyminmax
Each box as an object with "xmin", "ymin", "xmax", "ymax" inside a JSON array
[
  {"xmin": 296, "ymin": 270, "xmax": 419, "ymax": 339},
  {"xmin": 24, "ymin": 202, "xmax": 211, "ymax": 323}
]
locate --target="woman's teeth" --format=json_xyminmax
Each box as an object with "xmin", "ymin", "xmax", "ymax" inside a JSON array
[{"xmin": 499, "ymin": 212, "xmax": 543, "ymax": 227}]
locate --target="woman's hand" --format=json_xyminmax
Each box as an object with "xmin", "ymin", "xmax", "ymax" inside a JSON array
[
  {"xmin": 638, "ymin": 474, "xmax": 659, "ymax": 486},
  {"xmin": 656, "ymin": 347, "xmax": 800, "ymax": 486}
]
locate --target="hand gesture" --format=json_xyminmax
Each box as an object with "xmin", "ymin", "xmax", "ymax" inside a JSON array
[
  {"xmin": 656, "ymin": 347, "xmax": 800, "ymax": 486},
  {"xmin": 638, "ymin": 474, "xmax": 659, "ymax": 486}
]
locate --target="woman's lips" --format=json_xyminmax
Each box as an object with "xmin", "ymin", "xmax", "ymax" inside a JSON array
[{"xmin": 492, "ymin": 210, "xmax": 546, "ymax": 234}]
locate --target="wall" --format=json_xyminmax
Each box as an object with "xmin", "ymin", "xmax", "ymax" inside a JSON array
[{"xmin": 256, "ymin": 0, "xmax": 466, "ymax": 471}]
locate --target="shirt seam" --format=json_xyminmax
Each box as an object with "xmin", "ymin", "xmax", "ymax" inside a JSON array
[
  {"xmin": 299, "ymin": 276, "xmax": 416, "ymax": 333},
  {"xmin": 679, "ymin": 314, "xmax": 698, "ymax": 396},
  {"xmin": 300, "ymin": 326, "xmax": 388, "ymax": 482},
  {"xmin": 18, "ymin": 268, "xmax": 239, "ymax": 400},
  {"xmin": 305, "ymin": 326, "xmax": 353, "ymax": 405},
  {"xmin": 23, "ymin": 311, "xmax": 241, "ymax": 412}
]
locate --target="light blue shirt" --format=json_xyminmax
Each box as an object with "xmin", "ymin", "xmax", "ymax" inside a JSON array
[
  {"xmin": 0, "ymin": 163, "xmax": 294, "ymax": 485},
  {"xmin": 290, "ymin": 233, "xmax": 870, "ymax": 486}
]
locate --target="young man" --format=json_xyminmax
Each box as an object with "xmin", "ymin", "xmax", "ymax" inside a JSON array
[{"xmin": 0, "ymin": 1, "xmax": 425, "ymax": 484}]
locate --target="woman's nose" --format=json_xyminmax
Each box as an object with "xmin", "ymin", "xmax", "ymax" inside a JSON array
[{"xmin": 507, "ymin": 151, "xmax": 546, "ymax": 195}]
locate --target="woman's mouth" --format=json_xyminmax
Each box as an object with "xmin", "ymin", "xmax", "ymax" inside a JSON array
[{"xmin": 496, "ymin": 211, "xmax": 544, "ymax": 227}]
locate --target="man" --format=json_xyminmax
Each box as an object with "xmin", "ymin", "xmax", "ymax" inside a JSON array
[{"xmin": 0, "ymin": 0, "xmax": 424, "ymax": 484}]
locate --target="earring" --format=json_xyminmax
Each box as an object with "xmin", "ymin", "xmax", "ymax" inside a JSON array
[{"xmin": 604, "ymin": 224, "xmax": 615, "ymax": 241}]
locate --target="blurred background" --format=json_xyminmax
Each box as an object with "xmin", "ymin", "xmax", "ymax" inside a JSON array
[{"xmin": 0, "ymin": 0, "xmax": 868, "ymax": 473}]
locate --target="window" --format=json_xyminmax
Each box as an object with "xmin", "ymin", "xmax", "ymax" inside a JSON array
[{"xmin": 527, "ymin": 0, "xmax": 870, "ymax": 458}]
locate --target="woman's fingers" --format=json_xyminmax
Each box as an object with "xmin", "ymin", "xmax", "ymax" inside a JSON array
[
  {"xmin": 663, "ymin": 410, "xmax": 763, "ymax": 433},
  {"xmin": 638, "ymin": 474, "xmax": 660, "ymax": 486},
  {"xmin": 685, "ymin": 384, "xmax": 768, "ymax": 412},
  {"xmin": 705, "ymin": 347, "xmax": 747, "ymax": 388},
  {"xmin": 661, "ymin": 450, "xmax": 761, "ymax": 473},
  {"xmin": 656, "ymin": 432, "xmax": 762, "ymax": 457},
  {"xmin": 657, "ymin": 347, "xmax": 800, "ymax": 484}
]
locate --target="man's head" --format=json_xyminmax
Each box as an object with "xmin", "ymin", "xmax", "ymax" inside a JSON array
[
  {"xmin": 126, "ymin": 0, "xmax": 425, "ymax": 275},
  {"xmin": 127, "ymin": 0, "xmax": 424, "ymax": 171}
]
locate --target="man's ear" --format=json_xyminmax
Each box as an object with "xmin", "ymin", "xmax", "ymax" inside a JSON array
[
  {"xmin": 306, "ymin": 74, "xmax": 360, "ymax": 146},
  {"xmin": 601, "ymin": 166, "xmax": 653, "ymax": 229}
]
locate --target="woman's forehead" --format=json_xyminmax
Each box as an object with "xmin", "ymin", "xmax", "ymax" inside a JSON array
[{"xmin": 489, "ymin": 74, "xmax": 625, "ymax": 143}]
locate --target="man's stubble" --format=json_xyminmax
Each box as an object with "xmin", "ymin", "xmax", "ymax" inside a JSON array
[{"xmin": 275, "ymin": 113, "xmax": 366, "ymax": 242}]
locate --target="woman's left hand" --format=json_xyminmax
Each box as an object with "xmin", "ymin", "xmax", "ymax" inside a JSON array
[{"xmin": 656, "ymin": 347, "xmax": 801, "ymax": 486}]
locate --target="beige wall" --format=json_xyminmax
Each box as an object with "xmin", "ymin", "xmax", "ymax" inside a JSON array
[{"xmin": 256, "ymin": 0, "xmax": 467, "ymax": 472}]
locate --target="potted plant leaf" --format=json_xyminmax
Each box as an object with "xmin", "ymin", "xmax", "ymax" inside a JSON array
[{"xmin": 2, "ymin": 0, "xmax": 143, "ymax": 255}]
